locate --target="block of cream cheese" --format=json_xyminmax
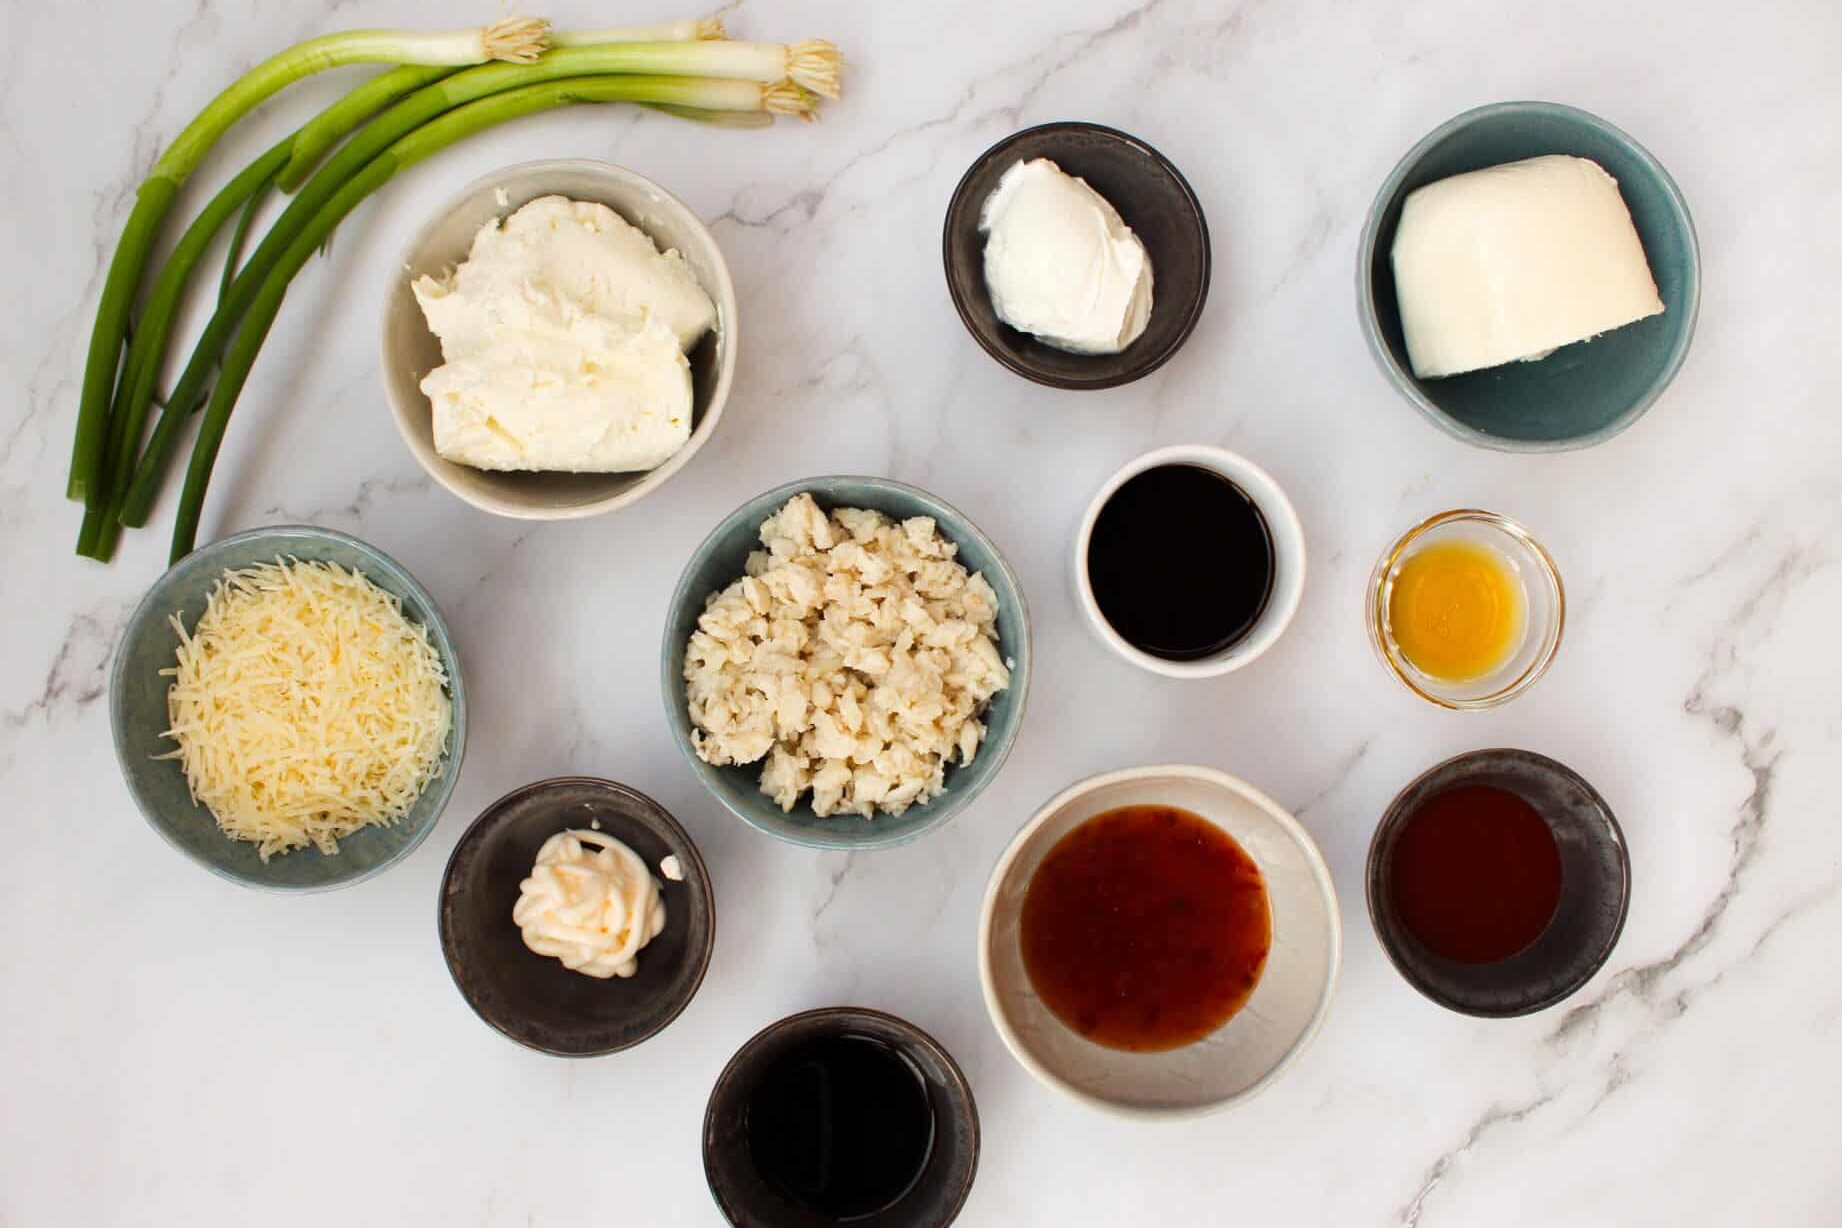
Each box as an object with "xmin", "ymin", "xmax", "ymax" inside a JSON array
[
  {"xmin": 979, "ymin": 158, "xmax": 1154, "ymax": 355},
  {"xmin": 1390, "ymin": 155, "xmax": 1664, "ymax": 379},
  {"xmin": 413, "ymin": 195, "xmax": 716, "ymax": 473}
]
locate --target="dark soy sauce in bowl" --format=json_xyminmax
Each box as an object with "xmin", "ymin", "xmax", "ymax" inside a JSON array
[
  {"xmin": 745, "ymin": 1033, "xmax": 937, "ymax": 1219},
  {"xmin": 1086, "ymin": 464, "xmax": 1275, "ymax": 660},
  {"xmin": 1388, "ymin": 784, "xmax": 1563, "ymax": 963}
]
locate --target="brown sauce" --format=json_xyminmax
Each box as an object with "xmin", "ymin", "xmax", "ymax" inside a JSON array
[
  {"xmin": 1388, "ymin": 784, "xmax": 1563, "ymax": 964},
  {"xmin": 1019, "ymin": 804, "xmax": 1271, "ymax": 1052}
]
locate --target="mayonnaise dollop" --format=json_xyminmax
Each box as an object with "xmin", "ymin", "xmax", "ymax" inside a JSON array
[
  {"xmin": 978, "ymin": 159, "xmax": 1154, "ymax": 355},
  {"xmin": 512, "ymin": 830, "xmax": 668, "ymax": 979}
]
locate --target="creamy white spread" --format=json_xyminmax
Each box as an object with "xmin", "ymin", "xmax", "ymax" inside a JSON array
[
  {"xmin": 978, "ymin": 158, "xmax": 1153, "ymax": 355},
  {"xmin": 512, "ymin": 829, "xmax": 669, "ymax": 979},
  {"xmin": 1390, "ymin": 155, "xmax": 1664, "ymax": 379},
  {"xmin": 413, "ymin": 195, "xmax": 717, "ymax": 473}
]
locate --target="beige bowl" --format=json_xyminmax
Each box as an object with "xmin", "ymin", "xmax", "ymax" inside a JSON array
[
  {"xmin": 980, "ymin": 765, "xmax": 1341, "ymax": 1119},
  {"xmin": 380, "ymin": 159, "xmax": 737, "ymax": 520}
]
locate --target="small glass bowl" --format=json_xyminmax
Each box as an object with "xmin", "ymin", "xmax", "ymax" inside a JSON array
[{"xmin": 1366, "ymin": 509, "xmax": 1564, "ymax": 710}]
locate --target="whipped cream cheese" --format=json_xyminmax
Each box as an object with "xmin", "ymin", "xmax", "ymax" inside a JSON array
[
  {"xmin": 413, "ymin": 195, "xmax": 717, "ymax": 473},
  {"xmin": 1390, "ymin": 155, "xmax": 1664, "ymax": 379},
  {"xmin": 512, "ymin": 829, "xmax": 669, "ymax": 980},
  {"xmin": 978, "ymin": 158, "xmax": 1154, "ymax": 355}
]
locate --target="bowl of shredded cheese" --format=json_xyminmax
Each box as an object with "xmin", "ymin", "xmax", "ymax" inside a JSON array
[{"xmin": 110, "ymin": 525, "xmax": 466, "ymax": 891}]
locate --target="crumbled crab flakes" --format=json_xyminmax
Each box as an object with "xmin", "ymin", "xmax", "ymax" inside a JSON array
[{"xmin": 684, "ymin": 494, "xmax": 1010, "ymax": 819}]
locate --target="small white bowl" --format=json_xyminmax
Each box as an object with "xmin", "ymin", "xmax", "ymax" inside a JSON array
[
  {"xmin": 380, "ymin": 159, "xmax": 737, "ymax": 521},
  {"xmin": 979, "ymin": 765, "xmax": 1341, "ymax": 1119},
  {"xmin": 1074, "ymin": 445, "xmax": 1306, "ymax": 678}
]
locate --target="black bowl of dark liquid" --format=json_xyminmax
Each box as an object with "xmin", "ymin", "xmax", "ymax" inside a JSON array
[
  {"xmin": 704, "ymin": 1007, "xmax": 980, "ymax": 1227},
  {"xmin": 1366, "ymin": 749, "xmax": 1630, "ymax": 1017}
]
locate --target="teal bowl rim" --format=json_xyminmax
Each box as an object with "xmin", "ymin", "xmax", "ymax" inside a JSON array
[
  {"xmin": 1356, "ymin": 100, "xmax": 1702, "ymax": 453},
  {"xmin": 108, "ymin": 524, "xmax": 469, "ymax": 892},
  {"xmin": 660, "ymin": 475, "xmax": 1033, "ymax": 852}
]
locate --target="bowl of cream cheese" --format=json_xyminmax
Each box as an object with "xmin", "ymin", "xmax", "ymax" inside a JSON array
[
  {"xmin": 1358, "ymin": 101, "xmax": 1700, "ymax": 451},
  {"xmin": 382, "ymin": 159, "xmax": 738, "ymax": 519},
  {"xmin": 943, "ymin": 122, "xmax": 1210, "ymax": 390}
]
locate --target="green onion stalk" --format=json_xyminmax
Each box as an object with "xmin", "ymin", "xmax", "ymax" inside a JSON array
[
  {"xmin": 272, "ymin": 18, "xmax": 731, "ymax": 192},
  {"xmin": 77, "ymin": 64, "xmax": 469, "ymax": 560},
  {"xmin": 69, "ymin": 18, "xmax": 550, "ymax": 505},
  {"xmin": 120, "ymin": 40, "xmax": 836, "ymax": 529},
  {"xmin": 166, "ymin": 75, "xmax": 806, "ymax": 561}
]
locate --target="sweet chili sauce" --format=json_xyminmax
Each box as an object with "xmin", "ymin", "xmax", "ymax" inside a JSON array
[{"xmin": 1019, "ymin": 804, "xmax": 1271, "ymax": 1052}]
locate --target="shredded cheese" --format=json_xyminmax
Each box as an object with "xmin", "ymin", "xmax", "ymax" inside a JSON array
[{"xmin": 159, "ymin": 558, "xmax": 453, "ymax": 861}]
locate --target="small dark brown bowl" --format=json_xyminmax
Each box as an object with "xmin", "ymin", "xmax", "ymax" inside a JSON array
[
  {"xmin": 438, "ymin": 777, "xmax": 715, "ymax": 1056},
  {"xmin": 943, "ymin": 122, "xmax": 1211, "ymax": 390},
  {"xmin": 704, "ymin": 1007, "xmax": 980, "ymax": 1227},
  {"xmin": 1366, "ymin": 749, "xmax": 1630, "ymax": 1018}
]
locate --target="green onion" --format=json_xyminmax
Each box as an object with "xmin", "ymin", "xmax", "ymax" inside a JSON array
[
  {"xmin": 78, "ymin": 64, "xmax": 474, "ymax": 561},
  {"xmin": 69, "ymin": 19, "xmax": 551, "ymax": 504},
  {"xmin": 274, "ymin": 63, "xmax": 453, "ymax": 192},
  {"xmin": 73, "ymin": 136, "xmax": 294, "ymax": 559},
  {"xmin": 547, "ymin": 36, "xmax": 841, "ymax": 99},
  {"xmin": 550, "ymin": 16, "xmax": 727, "ymax": 45},
  {"xmin": 646, "ymin": 102, "xmax": 775, "ymax": 128},
  {"xmin": 166, "ymin": 75, "xmax": 802, "ymax": 560},
  {"xmin": 121, "ymin": 43, "xmax": 822, "ymax": 528}
]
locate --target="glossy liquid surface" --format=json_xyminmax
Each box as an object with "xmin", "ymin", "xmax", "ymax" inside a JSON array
[
  {"xmin": 745, "ymin": 1034, "xmax": 935, "ymax": 1219},
  {"xmin": 1389, "ymin": 784, "xmax": 1563, "ymax": 964},
  {"xmin": 1087, "ymin": 464, "xmax": 1274, "ymax": 660},
  {"xmin": 1020, "ymin": 805, "xmax": 1271, "ymax": 1052},
  {"xmin": 1387, "ymin": 539, "xmax": 1526, "ymax": 682}
]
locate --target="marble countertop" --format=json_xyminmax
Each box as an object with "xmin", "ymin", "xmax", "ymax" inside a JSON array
[{"xmin": 4, "ymin": 1, "xmax": 1839, "ymax": 1224}]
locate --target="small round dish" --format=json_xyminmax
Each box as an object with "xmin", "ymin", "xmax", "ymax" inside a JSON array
[
  {"xmin": 1358, "ymin": 101, "xmax": 1699, "ymax": 451},
  {"xmin": 109, "ymin": 525, "xmax": 466, "ymax": 892},
  {"xmin": 437, "ymin": 777, "xmax": 714, "ymax": 1056},
  {"xmin": 703, "ymin": 1006, "xmax": 979, "ymax": 1227},
  {"xmin": 980, "ymin": 765, "xmax": 1340, "ymax": 1119},
  {"xmin": 381, "ymin": 158, "xmax": 738, "ymax": 520},
  {"xmin": 1075, "ymin": 445, "xmax": 1306, "ymax": 679},
  {"xmin": 662, "ymin": 476, "xmax": 1031, "ymax": 852},
  {"xmin": 943, "ymin": 121, "xmax": 1210, "ymax": 390},
  {"xmin": 1366, "ymin": 508, "xmax": 1564, "ymax": 709},
  {"xmin": 1366, "ymin": 749, "xmax": 1630, "ymax": 1017}
]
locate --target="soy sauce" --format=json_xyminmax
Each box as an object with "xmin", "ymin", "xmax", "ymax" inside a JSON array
[
  {"xmin": 1388, "ymin": 784, "xmax": 1563, "ymax": 964},
  {"xmin": 745, "ymin": 1034, "xmax": 935, "ymax": 1219},
  {"xmin": 1020, "ymin": 805, "xmax": 1271, "ymax": 1052},
  {"xmin": 1086, "ymin": 464, "xmax": 1274, "ymax": 660}
]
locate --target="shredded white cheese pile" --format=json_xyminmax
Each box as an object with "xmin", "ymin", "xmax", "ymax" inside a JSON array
[
  {"xmin": 159, "ymin": 558, "xmax": 452, "ymax": 861},
  {"xmin": 512, "ymin": 830, "xmax": 668, "ymax": 979}
]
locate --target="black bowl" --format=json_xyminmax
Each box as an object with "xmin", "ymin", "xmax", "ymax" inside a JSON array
[
  {"xmin": 704, "ymin": 1007, "xmax": 980, "ymax": 1227},
  {"xmin": 1366, "ymin": 749, "xmax": 1630, "ymax": 1017},
  {"xmin": 943, "ymin": 121, "xmax": 1211, "ymax": 389},
  {"xmin": 437, "ymin": 777, "xmax": 715, "ymax": 1055}
]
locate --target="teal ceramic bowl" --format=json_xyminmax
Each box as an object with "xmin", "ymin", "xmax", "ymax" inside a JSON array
[
  {"xmin": 1358, "ymin": 101, "xmax": 1700, "ymax": 451},
  {"xmin": 662, "ymin": 477, "xmax": 1031, "ymax": 851},
  {"xmin": 109, "ymin": 525, "xmax": 467, "ymax": 891}
]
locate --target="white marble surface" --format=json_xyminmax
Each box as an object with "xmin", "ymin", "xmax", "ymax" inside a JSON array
[{"xmin": 3, "ymin": 1, "xmax": 1839, "ymax": 1223}]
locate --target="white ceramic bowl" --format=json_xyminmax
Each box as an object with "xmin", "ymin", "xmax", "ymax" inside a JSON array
[
  {"xmin": 979, "ymin": 765, "xmax": 1340, "ymax": 1119},
  {"xmin": 380, "ymin": 159, "xmax": 737, "ymax": 520},
  {"xmin": 1074, "ymin": 445, "xmax": 1306, "ymax": 678}
]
